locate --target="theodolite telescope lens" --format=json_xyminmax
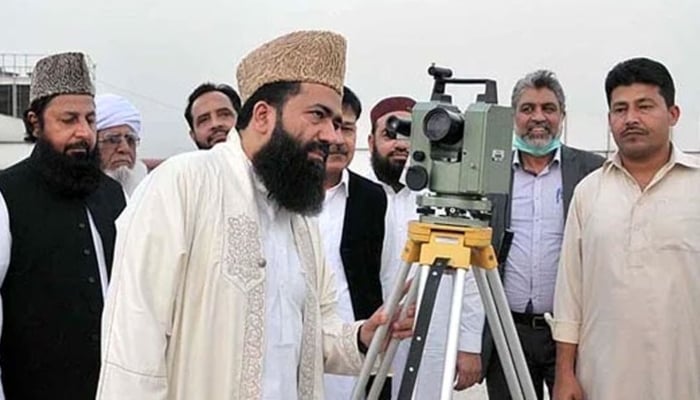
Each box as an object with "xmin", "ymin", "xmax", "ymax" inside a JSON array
[{"xmin": 423, "ymin": 108, "xmax": 464, "ymax": 145}]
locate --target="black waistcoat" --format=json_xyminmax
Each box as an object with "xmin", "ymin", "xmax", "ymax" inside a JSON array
[
  {"xmin": 340, "ymin": 171, "xmax": 388, "ymax": 320},
  {"xmin": 0, "ymin": 149, "xmax": 125, "ymax": 400}
]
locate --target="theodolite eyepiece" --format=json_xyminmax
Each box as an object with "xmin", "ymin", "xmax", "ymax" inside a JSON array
[{"xmin": 386, "ymin": 115, "xmax": 412, "ymax": 140}]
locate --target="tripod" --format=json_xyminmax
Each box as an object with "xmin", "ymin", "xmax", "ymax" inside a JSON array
[{"xmin": 352, "ymin": 220, "xmax": 537, "ymax": 400}]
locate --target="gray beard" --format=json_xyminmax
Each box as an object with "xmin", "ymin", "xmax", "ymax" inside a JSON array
[{"xmin": 105, "ymin": 161, "xmax": 148, "ymax": 195}]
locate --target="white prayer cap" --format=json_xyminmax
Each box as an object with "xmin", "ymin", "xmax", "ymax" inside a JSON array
[{"xmin": 95, "ymin": 94, "xmax": 142, "ymax": 136}]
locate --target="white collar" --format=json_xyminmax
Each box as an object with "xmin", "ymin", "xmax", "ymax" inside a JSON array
[
  {"xmin": 513, "ymin": 146, "xmax": 562, "ymax": 167},
  {"xmin": 246, "ymin": 157, "xmax": 280, "ymax": 221},
  {"xmin": 366, "ymin": 165, "xmax": 409, "ymax": 196},
  {"xmin": 326, "ymin": 168, "xmax": 350, "ymax": 199},
  {"xmin": 606, "ymin": 142, "xmax": 700, "ymax": 171}
]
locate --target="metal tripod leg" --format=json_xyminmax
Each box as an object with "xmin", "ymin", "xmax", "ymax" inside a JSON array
[
  {"xmin": 366, "ymin": 273, "xmax": 421, "ymax": 400},
  {"xmin": 355, "ymin": 220, "xmax": 536, "ymax": 400},
  {"xmin": 472, "ymin": 267, "xmax": 537, "ymax": 400},
  {"xmin": 439, "ymin": 267, "xmax": 467, "ymax": 400},
  {"xmin": 397, "ymin": 258, "xmax": 449, "ymax": 399},
  {"xmin": 351, "ymin": 261, "xmax": 414, "ymax": 400}
]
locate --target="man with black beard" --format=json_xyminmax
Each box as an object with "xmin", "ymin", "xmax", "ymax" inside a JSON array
[
  {"xmin": 247, "ymin": 108, "xmax": 328, "ymax": 214},
  {"xmin": 367, "ymin": 96, "xmax": 414, "ymax": 194},
  {"xmin": 0, "ymin": 52, "xmax": 126, "ymax": 399},
  {"xmin": 97, "ymin": 31, "xmax": 414, "ymax": 400},
  {"xmin": 368, "ymin": 96, "xmax": 486, "ymax": 399}
]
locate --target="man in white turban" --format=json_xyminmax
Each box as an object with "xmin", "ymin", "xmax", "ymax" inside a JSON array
[{"xmin": 95, "ymin": 94, "xmax": 148, "ymax": 195}]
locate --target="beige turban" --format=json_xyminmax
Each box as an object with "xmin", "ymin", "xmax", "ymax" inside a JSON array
[
  {"xmin": 30, "ymin": 52, "xmax": 94, "ymax": 103},
  {"xmin": 236, "ymin": 30, "xmax": 346, "ymax": 103}
]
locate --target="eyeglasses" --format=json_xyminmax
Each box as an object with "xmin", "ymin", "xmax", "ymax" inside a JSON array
[{"xmin": 99, "ymin": 133, "xmax": 140, "ymax": 147}]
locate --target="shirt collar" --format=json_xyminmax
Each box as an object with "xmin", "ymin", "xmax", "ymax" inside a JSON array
[
  {"xmin": 673, "ymin": 147, "xmax": 700, "ymax": 168},
  {"xmin": 246, "ymin": 158, "xmax": 267, "ymax": 195},
  {"xmin": 606, "ymin": 142, "xmax": 700, "ymax": 171},
  {"xmin": 366, "ymin": 167, "xmax": 403, "ymax": 196},
  {"xmin": 326, "ymin": 168, "xmax": 350, "ymax": 199},
  {"xmin": 245, "ymin": 157, "xmax": 280, "ymax": 220},
  {"xmin": 513, "ymin": 147, "xmax": 562, "ymax": 168}
]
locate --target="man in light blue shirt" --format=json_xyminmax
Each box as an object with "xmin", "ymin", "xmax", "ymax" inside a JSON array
[{"xmin": 482, "ymin": 70, "xmax": 604, "ymax": 400}]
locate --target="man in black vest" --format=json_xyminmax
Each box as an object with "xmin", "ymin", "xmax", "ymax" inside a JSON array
[
  {"xmin": 481, "ymin": 70, "xmax": 604, "ymax": 400},
  {"xmin": 318, "ymin": 86, "xmax": 390, "ymax": 399},
  {"xmin": 0, "ymin": 52, "xmax": 126, "ymax": 399}
]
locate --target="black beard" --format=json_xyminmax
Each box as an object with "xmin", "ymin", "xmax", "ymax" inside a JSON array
[
  {"xmin": 194, "ymin": 141, "xmax": 211, "ymax": 150},
  {"xmin": 32, "ymin": 138, "xmax": 103, "ymax": 198},
  {"xmin": 195, "ymin": 128, "xmax": 230, "ymax": 150},
  {"xmin": 251, "ymin": 122, "xmax": 328, "ymax": 216},
  {"xmin": 370, "ymin": 146, "xmax": 405, "ymax": 191}
]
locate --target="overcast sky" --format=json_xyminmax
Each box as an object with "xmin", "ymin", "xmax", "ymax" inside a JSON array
[{"xmin": 2, "ymin": 0, "xmax": 698, "ymax": 161}]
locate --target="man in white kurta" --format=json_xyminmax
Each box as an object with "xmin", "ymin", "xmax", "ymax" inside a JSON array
[
  {"xmin": 97, "ymin": 31, "xmax": 411, "ymax": 400},
  {"xmin": 551, "ymin": 57, "xmax": 700, "ymax": 400}
]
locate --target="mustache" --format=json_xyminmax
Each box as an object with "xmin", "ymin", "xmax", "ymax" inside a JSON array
[
  {"xmin": 210, "ymin": 127, "xmax": 229, "ymax": 135},
  {"xmin": 208, "ymin": 128, "xmax": 229, "ymax": 141},
  {"xmin": 64, "ymin": 140, "xmax": 91, "ymax": 157},
  {"xmin": 525, "ymin": 123, "xmax": 552, "ymax": 136},
  {"xmin": 389, "ymin": 149, "xmax": 409, "ymax": 158},
  {"xmin": 304, "ymin": 141, "xmax": 330, "ymax": 159},
  {"xmin": 328, "ymin": 143, "xmax": 348, "ymax": 155},
  {"xmin": 622, "ymin": 126, "xmax": 647, "ymax": 136},
  {"xmin": 65, "ymin": 140, "xmax": 89, "ymax": 151}
]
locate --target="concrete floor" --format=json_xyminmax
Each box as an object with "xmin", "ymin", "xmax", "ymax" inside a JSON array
[
  {"xmin": 454, "ymin": 383, "xmax": 489, "ymax": 399},
  {"xmin": 453, "ymin": 383, "xmax": 550, "ymax": 400}
]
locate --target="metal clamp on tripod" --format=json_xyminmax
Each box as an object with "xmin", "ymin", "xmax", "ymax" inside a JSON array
[{"xmin": 352, "ymin": 65, "xmax": 537, "ymax": 400}]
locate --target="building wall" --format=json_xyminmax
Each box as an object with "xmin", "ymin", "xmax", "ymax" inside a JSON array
[{"xmin": 0, "ymin": 114, "xmax": 32, "ymax": 169}]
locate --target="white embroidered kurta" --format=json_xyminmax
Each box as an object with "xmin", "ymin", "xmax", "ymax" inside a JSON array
[
  {"xmin": 552, "ymin": 146, "xmax": 700, "ymax": 400},
  {"xmin": 365, "ymin": 170, "xmax": 485, "ymax": 399},
  {"xmin": 251, "ymin": 167, "xmax": 307, "ymax": 400},
  {"xmin": 96, "ymin": 134, "xmax": 365, "ymax": 400}
]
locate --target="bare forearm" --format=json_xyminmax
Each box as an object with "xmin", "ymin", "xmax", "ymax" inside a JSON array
[
  {"xmin": 553, "ymin": 342, "xmax": 584, "ymax": 400},
  {"xmin": 555, "ymin": 342, "xmax": 578, "ymax": 376}
]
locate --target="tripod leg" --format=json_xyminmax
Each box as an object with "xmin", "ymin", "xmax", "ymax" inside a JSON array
[
  {"xmin": 397, "ymin": 258, "xmax": 449, "ymax": 399},
  {"xmin": 440, "ymin": 267, "xmax": 467, "ymax": 400},
  {"xmin": 415, "ymin": 263, "xmax": 430, "ymax": 321},
  {"xmin": 352, "ymin": 261, "xmax": 414, "ymax": 400},
  {"xmin": 484, "ymin": 268, "xmax": 537, "ymax": 400},
  {"xmin": 367, "ymin": 274, "xmax": 421, "ymax": 400},
  {"xmin": 472, "ymin": 267, "xmax": 526, "ymax": 400}
]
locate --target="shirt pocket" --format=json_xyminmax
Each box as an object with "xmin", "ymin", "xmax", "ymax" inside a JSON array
[
  {"xmin": 542, "ymin": 185, "xmax": 565, "ymax": 220},
  {"xmin": 655, "ymin": 200, "xmax": 700, "ymax": 253}
]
